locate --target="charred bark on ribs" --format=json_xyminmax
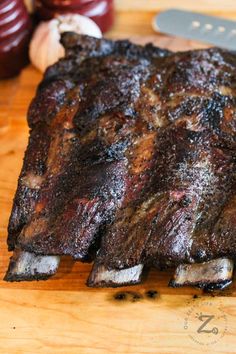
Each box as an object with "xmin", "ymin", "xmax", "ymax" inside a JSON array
[{"xmin": 5, "ymin": 33, "xmax": 236, "ymax": 289}]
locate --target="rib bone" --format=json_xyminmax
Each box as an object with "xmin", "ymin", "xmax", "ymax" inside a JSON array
[
  {"xmin": 4, "ymin": 249, "xmax": 60, "ymax": 281},
  {"xmin": 87, "ymin": 263, "xmax": 144, "ymax": 287},
  {"xmin": 169, "ymin": 258, "xmax": 234, "ymax": 290}
]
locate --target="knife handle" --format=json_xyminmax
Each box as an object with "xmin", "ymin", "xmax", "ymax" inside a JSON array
[{"xmin": 152, "ymin": 9, "xmax": 236, "ymax": 50}]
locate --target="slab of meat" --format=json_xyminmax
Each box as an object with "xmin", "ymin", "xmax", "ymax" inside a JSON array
[{"xmin": 5, "ymin": 33, "xmax": 236, "ymax": 290}]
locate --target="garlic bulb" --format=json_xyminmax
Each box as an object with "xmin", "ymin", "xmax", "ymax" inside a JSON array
[{"xmin": 29, "ymin": 14, "xmax": 102, "ymax": 72}]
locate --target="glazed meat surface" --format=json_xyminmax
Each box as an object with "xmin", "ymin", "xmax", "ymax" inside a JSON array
[
  {"xmin": 5, "ymin": 33, "xmax": 236, "ymax": 287},
  {"xmin": 7, "ymin": 33, "xmax": 170, "ymax": 260}
]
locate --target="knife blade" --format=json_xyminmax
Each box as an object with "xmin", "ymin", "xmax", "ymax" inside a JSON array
[{"xmin": 153, "ymin": 9, "xmax": 236, "ymax": 50}]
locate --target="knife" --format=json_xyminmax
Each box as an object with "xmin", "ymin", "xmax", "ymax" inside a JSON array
[{"xmin": 153, "ymin": 9, "xmax": 236, "ymax": 50}]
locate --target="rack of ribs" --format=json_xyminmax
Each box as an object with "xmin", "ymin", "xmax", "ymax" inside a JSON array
[{"xmin": 5, "ymin": 32, "xmax": 236, "ymax": 290}]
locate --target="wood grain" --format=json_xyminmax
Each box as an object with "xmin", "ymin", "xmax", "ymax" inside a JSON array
[
  {"xmin": 1, "ymin": 7, "xmax": 236, "ymax": 354},
  {"xmin": 115, "ymin": 0, "xmax": 236, "ymax": 14},
  {"xmin": 0, "ymin": 290, "xmax": 236, "ymax": 354}
]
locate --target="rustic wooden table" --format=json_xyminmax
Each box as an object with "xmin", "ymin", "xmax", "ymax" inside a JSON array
[{"xmin": 0, "ymin": 2, "xmax": 236, "ymax": 353}]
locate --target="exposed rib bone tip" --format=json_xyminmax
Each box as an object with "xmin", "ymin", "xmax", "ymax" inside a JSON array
[
  {"xmin": 169, "ymin": 258, "xmax": 234, "ymax": 290},
  {"xmin": 4, "ymin": 249, "xmax": 60, "ymax": 282},
  {"xmin": 87, "ymin": 263, "xmax": 144, "ymax": 287}
]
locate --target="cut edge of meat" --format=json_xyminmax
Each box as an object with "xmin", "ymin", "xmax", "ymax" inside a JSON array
[
  {"xmin": 87, "ymin": 262, "xmax": 144, "ymax": 287},
  {"xmin": 4, "ymin": 249, "xmax": 60, "ymax": 282},
  {"xmin": 169, "ymin": 258, "xmax": 234, "ymax": 291}
]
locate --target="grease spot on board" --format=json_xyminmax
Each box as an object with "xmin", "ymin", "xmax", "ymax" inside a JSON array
[
  {"xmin": 113, "ymin": 291, "xmax": 143, "ymax": 303},
  {"xmin": 145, "ymin": 289, "xmax": 159, "ymax": 299},
  {"xmin": 112, "ymin": 289, "xmax": 160, "ymax": 303}
]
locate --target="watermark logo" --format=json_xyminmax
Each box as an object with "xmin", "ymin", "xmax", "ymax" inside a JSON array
[{"xmin": 184, "ymin": 299, "xmax": 228, "ymax": 346}]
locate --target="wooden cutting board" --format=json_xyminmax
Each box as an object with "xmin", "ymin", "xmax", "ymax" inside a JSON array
[{"xmin": 0, "ymin": 34, "xmax": 236, "ymax": 354}]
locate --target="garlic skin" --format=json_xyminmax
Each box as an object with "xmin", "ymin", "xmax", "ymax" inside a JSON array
[{"xmin": 30, "ymin": 14, "xmax": 102, "ymax": 72}]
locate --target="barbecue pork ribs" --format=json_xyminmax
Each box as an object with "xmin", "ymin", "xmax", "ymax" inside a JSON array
[{"xmin": 5, "ymin": 33, "xmax": 236, "ymax": 290}]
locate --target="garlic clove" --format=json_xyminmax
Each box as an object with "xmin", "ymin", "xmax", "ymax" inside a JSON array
[
  {"xmin": 57, "ymin": 14, "xmax": 102, "ymax": 38},
  {"xmin": 29, "ymin": 14, "xmax": 102, "ymax": 73}
]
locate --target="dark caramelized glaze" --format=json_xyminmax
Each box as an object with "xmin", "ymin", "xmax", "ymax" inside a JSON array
[{"xmin": 6, "ymin": 33, "xmax": 236, "ymax": 286}]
